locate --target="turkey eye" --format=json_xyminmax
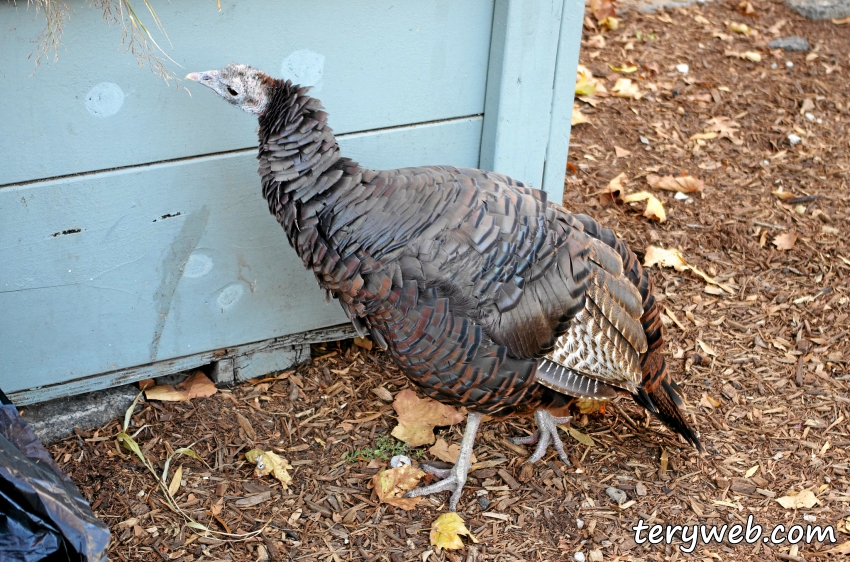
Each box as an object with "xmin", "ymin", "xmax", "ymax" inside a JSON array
[{"xmin": 227, "ymin": 87, "xmax": 238, "ymax": 96}]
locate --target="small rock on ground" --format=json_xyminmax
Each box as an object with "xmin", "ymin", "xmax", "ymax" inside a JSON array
[
  {"xmin": 768, "ymin": 36, "xmax": 811, "ymax": 51},
  {"xmin": 785, "ymin": 0, "xmax": 850, "ymax": 19},
  {"xmin": 606, "ymin": 486, "xmax": 628, "ymax": 505}
]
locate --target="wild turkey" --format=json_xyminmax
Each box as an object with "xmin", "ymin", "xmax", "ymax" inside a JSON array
[{"xmin": 188, "ymin": 64, "xmax": 702, "ymax": 510}]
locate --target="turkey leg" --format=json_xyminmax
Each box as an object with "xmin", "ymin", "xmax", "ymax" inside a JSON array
[
  {"xmin": 404, "ymin": 412, "xmax": 482, "ymax": 511},
  {"xmin": 511, "ymin": 410, "xmax": 573, "ymax": 466}
]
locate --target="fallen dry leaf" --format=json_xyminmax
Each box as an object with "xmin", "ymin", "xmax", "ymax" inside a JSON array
[
  {"xmin": 647, "ymin": 174, "xmax": 704, "ymax": 194},
  {"xmin": 353, "ymin": 336, "xmax": 373, "ymax": 350},
  {"xmin": 728, "ymin": 22, "xmax": 750, "ymax": 35},
  {"xmin": 430, "ymin": 512, "xmax": 478, "ymax": 550},
  {"xmin": 705, "ymin": 116, "xmax": 743, "ymax": 145},
  {"xmin": 700, "ymin": 393, "xmax": 721, "ymax": 408},
  {"xmin": 371, "ymin": 464, "xmax": 425, "ymax": 510},
  {"xmin": 599, "ymin": 172, "xmax": 627, "ymax": 206},
  {"xmin": 167, "ymin": 464, "xmax": 182, "ymax": 497},
  {"xmin": 575, "ymin": 65, "xmax": 599, "ymax": 97},
  {"xmin": 643, "ymin": 246, "xmax": 735, "ymax": 293},
  {"xmin": 144, "ymin": 371, "xmax": 217, "ymax": 402},
  {"xmin": 599, "ymin": 16, "xmax": 619, "ymax": 31},
  {"xmin": 725, "ymin": 50, "xmax": 761, "ymax": 62},
  {"xmin": 609, "ymin": 64, "xmax": 638, "ymax": 73},
  {"xmin": 567, "ymin": 427, "xmax": 595, "ymax": 447},
  {"xmin": 611, "ymin": 78, "xmax": 642, "ymax": 99},
  {"xmin": 829, "ymin": 541, "xmax": 850, "ymax": 555},
  {"xmin": 586, "ymin": 34, "xmax": 606, "ymax": 49},
  {"xmin": 245, "ymin": 449, "xmax": 293, "ymax": 489},
  {"xmin": 614, "ymin": 146, "xmax": 631, "ymax": 158},
  {"xmin": 623, "ymin": 191, "xmax": 666, "ymax": 222},
  {"xmin": 773, "ymin": 232, "xmax": 798, "ymax": 250},
  {"xmin": 776, "ymin": 489, "xmax": 819, "ymax": 509},
  {"xmin": 772, "ymin": 189, "xmax": 796, "ymax": 201},
  {"xmin": 589, "ymin": 0, "xmax": 616, "ymax": 22},
  {"xmin": 429, "ymin": 437, "xmax": 477, "ymax": 464},
  {"xmin": 575, "ymin": 397, "xmax": 608, "ymax": 414},
  {"xmin": 834, "ymin": 16, "xmax": 850, "ymax": 24},
  {"xmin": 697, "ymin": 339, "xmax": 717, "ymax": 356},
  {"xmin": 572, "ymin": 103, "xmax": 590, "ymax": 126},
  {"xmin": 391, "ymin": 389, "xmax": 464, "ymax": 446}
]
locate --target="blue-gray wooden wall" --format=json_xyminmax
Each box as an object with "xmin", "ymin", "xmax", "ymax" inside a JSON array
[{"xmin": 0, "ymin": 0, "xmax": 584, "ymax": 404}]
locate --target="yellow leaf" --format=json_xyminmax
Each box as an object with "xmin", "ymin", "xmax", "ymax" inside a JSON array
[
  {"xmin": 575, "ymin": 397, "xmax": 609, "ymax": 414},
  {"xmin": 643, "ymin": 246, "xmax": 735, "ymax": 293},
  {"xmin": 575, "ymin": 65, "xmax": 598, "ymax": 97},
  {"xmin": 568, "ymin": 427, "xmax": 595, "ymax": 447},
  {"xmin": 245, "ymin": 449, "xmax": 293, "ymax": 489},
  {"xmin": 660, "ymin": 448, "xmax": 669, "ymax": 473},
  {"xmin": 609, "ymin": 64, "xmax": 638, "ymax": 73},
  {"xmin": 168, "ymin": 465, "xmax": 182, "ymax": 497},
  {"xmin": 776, "ymin": 489, "xmax": 819, "ymax": 509},
  {"xmin": 623, "ymin": 191, "xmax": 666, "ymax": 222},
  {"xmin": 371, "ymin": 464, "xmax": 425, "ymax": 510},
  {"xmin": 429, "ymin": 438, "xmax": 477, "ymax": 464},
  {"xmin": 728, "ymin": 22, "xmax": 750, "ymax": 34},
  {"xmin": 700, "ymin": 393, "xmax": 721, "ymax": 408},
  {"xmin": 611, "ymin": 78, "xmax": 642, "ymax": 99},
  {"xmin": 744, "ymin": 465, "xmax": 759, "ymax": 478},
  {"xmin": 430, "ymin": 512, "xmax": 478, "ymax": 550},
  {"xmin": 572, "ymin": 104, "xmax": 590, "ymax": 126},
  {"xmin": 391, "ymin": 389, "xmax": 465, "ymax": 446},
  {"xmin": 600, "ymin": 16, "xmax": 619, "ymax": 30},
  {"xmin": 646, "ymin": 174, "xmax": 704, "ymax": 193},
  {"xmin": 772, "ymin": 232, "xmax": 797, "ymax": 250},
  {"xmin": 742, "ymin": 51, "xmax": 762, "ymax": 62},
  {"xmin": 833, "ymin": 16, "xmax": 850, "ymax": 24}
]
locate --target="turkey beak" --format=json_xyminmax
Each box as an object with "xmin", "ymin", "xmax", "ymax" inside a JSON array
[{"xmin": 185, "ymin": 72, "xmax": 208, "ymax": 82}]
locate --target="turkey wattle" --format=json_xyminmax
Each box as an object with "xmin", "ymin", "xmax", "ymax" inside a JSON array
[{"xmin": 187, "ymin": 64, "xmax": 702, "ymax": 510}]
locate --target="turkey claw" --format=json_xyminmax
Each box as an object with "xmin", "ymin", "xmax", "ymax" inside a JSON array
[
  {"xmin": 403, "ymin": 412, "xmax": 481, "ymax": 511},
  {"xmin": 403, "ymin": 469, "xmax": 467, "ymax": 511},
  {"xmin": 517, "ymin": 410, "xmax": 573, "ymax": 466}
]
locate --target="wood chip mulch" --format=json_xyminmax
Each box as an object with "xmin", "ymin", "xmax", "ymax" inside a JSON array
[{"xmin": 48, "ymin": 1, "xmax": 848, "ymax": 560}]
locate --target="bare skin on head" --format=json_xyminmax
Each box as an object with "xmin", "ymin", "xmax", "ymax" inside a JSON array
[
  {"xmin": 187, "ymin": 63, "xmax": 702, "ymax": 511},
  {"xmin": 186, "ymin": 63, "xmax": 272, "ymax": 115}
]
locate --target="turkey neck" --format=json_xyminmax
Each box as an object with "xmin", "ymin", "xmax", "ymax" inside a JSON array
[{"xmin": 256, "ymin": 79, "xmax": 368, "ymax": 298}]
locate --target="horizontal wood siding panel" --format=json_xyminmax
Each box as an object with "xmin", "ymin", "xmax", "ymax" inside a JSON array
[
  {"xmin": 0, "ymin": 116, "xmax": 483, "ymax": 393},
  {"xmin": 0, "ymin": 0, "xmax": 494, "ymax": 185}
]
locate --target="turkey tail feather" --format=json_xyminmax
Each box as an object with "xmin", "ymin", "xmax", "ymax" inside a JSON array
[{"xmin": 573, "ymin": 214, "xmax": 702, "ymax": 451}]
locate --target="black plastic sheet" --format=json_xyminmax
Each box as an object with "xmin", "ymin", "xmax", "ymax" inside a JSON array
[{"xmin": 0, "ymin": 389, "xmax": 109, "ymax": 562}]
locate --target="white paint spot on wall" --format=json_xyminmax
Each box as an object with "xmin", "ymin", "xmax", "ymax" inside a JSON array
[
  {"xmin": 184, "ymin": 253, "xmax": 213, "ymax": 278},
  {"xmin": 85, "ymin": 82, "xmax": 125, "ymax": 117},
  {"xmin": 281, "ymin": 50, "xmax": 325, "ymax": 93},
  {"xmin": 217, "ymin": 282, "xmax": 245, "ymax": 310}
]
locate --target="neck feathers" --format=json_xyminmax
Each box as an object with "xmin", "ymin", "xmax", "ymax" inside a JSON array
[{"xmin": 258, "ymin": 80, "xmax": 344, "ymax": 209}]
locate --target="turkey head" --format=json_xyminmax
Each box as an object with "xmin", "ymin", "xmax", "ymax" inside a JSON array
[{"xmin": 186, "ymin": 63, "xmax": 273, "ymax": 115}]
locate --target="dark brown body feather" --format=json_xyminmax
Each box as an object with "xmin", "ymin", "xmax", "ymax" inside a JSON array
[{"xmin": 256, "ymin": 80, "xmax": 701, "ymax": 450}]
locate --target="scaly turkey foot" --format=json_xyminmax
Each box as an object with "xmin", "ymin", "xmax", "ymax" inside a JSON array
[
  {"xmin": 511, "ymin": 410, "xmax": 573, "ymax": 466},
  {"xmin": 404, "ymin": 412, "xmax": 481, "ymax": 511}
]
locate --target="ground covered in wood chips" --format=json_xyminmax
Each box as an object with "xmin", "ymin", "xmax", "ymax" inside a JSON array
[{"xmin": 48, "ymin": 1, "xmax": 850, "ymax": 560}]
